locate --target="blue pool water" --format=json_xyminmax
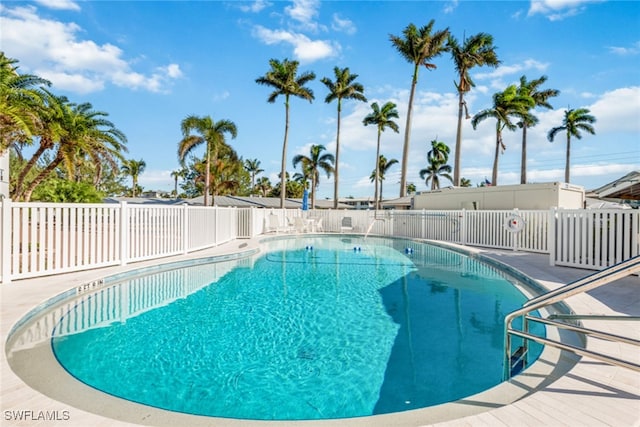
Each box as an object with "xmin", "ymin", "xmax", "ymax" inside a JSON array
[{"xmin": 51, "ymin": 236, "xmax": 543, "ymax": 420}]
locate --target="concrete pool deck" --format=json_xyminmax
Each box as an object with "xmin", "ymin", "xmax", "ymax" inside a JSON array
[{"xmin": 1, "ymin": 237, "xmax": 639, "ymax": 427}]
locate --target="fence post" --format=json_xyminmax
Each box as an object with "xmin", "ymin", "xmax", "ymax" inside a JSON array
[
  {"xmin": 512, "ymin": 208, "xmax": 519, "ymax": 252},
  {"xmin": 548, "ymin": 207, "xmax": 556, "ymax": 266},
  {"xmin": 119, "ymin": 201, "xmax": 129, "ymax": 266},
  {"xmin": 182, "ymin": 203, "xmax": 189, "ymax": 254},
  {"xmin": 1, "ymin": 198, "xmax": 12, "ymax": 284},
  {"xmin": 460, "ymin": 209, "xmax": 467, "ymax": 246}
]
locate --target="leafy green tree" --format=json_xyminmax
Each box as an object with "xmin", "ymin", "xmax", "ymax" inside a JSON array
[
  {"xmin": 390, "ymin": 20, "xmax": 449, "ymax": 197},
  {"xmin": 427, "ymin": 138, "xmax": 450, "ymax": 163},
  {"xmin": 420, "ymin": 156, "xmax": 453, "ymax": 190},
  {"xmin": 178, "ymin": 115, "xmax": 237, "ymax": 206},
  {"xmin": 447, "ymin": 32, "xmax": 500, "ymax": 186},
  {"xmin": 121, "ymin": 158, "xmax": 146, "ymax": 197},
  {"xmin": 321, "ymin": 66, "xmax": 367, "ymax": 208},
  {"xmin": 406, "ymin": 182, "xmax": 416, "ymax": 194},
  {"xmin": 471, "ymin": 85, "xmax": 533, "ymax": 186},
  {"xmin": 547, "ymin": 108, "xmax": 596, "ymax": 183},
  {"xmin": 0, "ymin": 53, "xmax": 50, "ymax": 154},
  {"xmin": 369, "ymin": 155, "xmax": 399, "ymax": 207},
  {"xmin": 363, "ymin": 101, "xmax": 400, "ymax": 210},
  {"xmin": 517, "ymin": 75, "xmax": 559, "ymax": 183},
  {"xmin": 244, "ymin": 158, "xmax": 263, "ymax": 194},
  {"xmin": 255, "ymin": 176, "xmax": 272, "ymax": 197},
  {"xmin": 170, "ymin": 168, "xmax": 187, "ymax": 198},
  {"xmin": 292, "ymin": 144, "xmax": 335, "ymax": 209},
  {"xmin": 256, "ymin": 58, "xmax": 315, "ymax": 208},
  {"xmin": 31, "ymin": 178, "xmax": 104, "ymax": 203},
  {"xmin": 19, "ymin": 102, "xmax": 127, "ymax": 201},
  {"xmin": 460, "ymin": 177, "xmax": 472, "ymax": 187}
]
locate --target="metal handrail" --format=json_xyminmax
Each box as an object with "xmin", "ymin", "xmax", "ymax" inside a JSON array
[{"xmin": 504, "ymin": 254, "xmax": 640, "ymax": 379}]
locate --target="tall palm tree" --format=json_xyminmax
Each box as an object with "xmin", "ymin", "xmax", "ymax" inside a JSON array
[
  {"xmin": 471, "ymin": 85, "xmax": 533, "ymax": 186},
  {"xmin": 121, "ymin": 158, "xmax": 146, "ymax": 197},
  {"xmin": 390, "ymin": 20, "xmax": 449, "ymax": 197},
  {"xmin": 420, "ymin": 156, "xmax": 453, "ymax": 190},
  {"xmin": 321, "ymin": 66, "xmax": 367, "ymax": 208},
  {"xmin": 21, "ymin": 102, "xmax": 127, "ymax": 201},
  {"xmin": 178, "ymin": 115, "xmax": 237, "ymax": 206},
  {"xmin": 0, "ymin": 53, "xmax": 50, "ymax": 154},
  {"xmin": 256, "ymin": 58, "xmax": 315, "ymax": 208},
  {"xmin": 427, "ymin": 138, "xmax": 450, "ymax": 163},
  {"xmin": 292, "ymin": 144, "xmax": 335, "ymax": 209},
  {"xmin": 244, "ymin": 158, "xmax": 263, "ymax": 194},
  {"xmin": 517, "ymin": 75, "xmax": 559, "ymax": 184},
  {"xmin": 369, "ymin": 155, "xmax": 399, "ymax": 207},
  {"xmin": 363, "ymin": 101, "xmax": 400, "ymax": 210},
  {"xmin": 447, "ymin": 32, "xmax": 500, "ymax": 186},
  {"xmin": 548, "ymin": 108, "xmax": 596, "ymax": 183},
  {"xmin": 171, "ymin": 168, "xmax": 187, "ymax": 198}
]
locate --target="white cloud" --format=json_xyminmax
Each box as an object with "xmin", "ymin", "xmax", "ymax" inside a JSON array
[
  {"xmin": 443, "ymin": 0, "xmax": 459, "ymax": 14},
  {"xmin": 588, "ymin": 86, "xmax": 640, "ymax": 133},
  {"xmin": 252, "ymin": 25, "xmax": 338, "ymax": 62},
  {"xmin": 238, "ymin": 0, "xmax": 271, "ymax": 13},
  {"xmin": 34, "ymin": 0, "xmax": 80, "ymax": 11},
  {"xmin": 608, "ymin": 41, "xmax": 640, "ymax": 56},
  {"xmin": 331, "ymin": 13, "xmax": 355, "ymax": 35},
  {"xmin": 528, "ymin": 0, "xmax": 602, "ymax": 21},
  {"xmin": 285, "ymin": 0, "xmax": 320, "ymax": 32},
  {"xmin": 0, "ymin": 5, "xmax": 182, "ymax": 94}
]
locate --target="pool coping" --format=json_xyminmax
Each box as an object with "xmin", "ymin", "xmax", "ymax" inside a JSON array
[{"xmin": 2, "ymin": 235, "xmax": 639, "ymax": 427}]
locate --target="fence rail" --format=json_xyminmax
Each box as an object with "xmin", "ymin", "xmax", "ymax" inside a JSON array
[{"xmin": 1, "ymin": 200, "xmax": 638, "ymax": 284}]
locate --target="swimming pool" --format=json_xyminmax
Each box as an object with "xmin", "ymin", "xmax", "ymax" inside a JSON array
[{"xmin": 7, "ymin": 236, "xmax": 544, "ymax": 422}]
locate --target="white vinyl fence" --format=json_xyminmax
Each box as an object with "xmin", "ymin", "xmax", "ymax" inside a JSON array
[{"xmin": 2, "ymin": 200, "xmax": 638, "ymax": 284}]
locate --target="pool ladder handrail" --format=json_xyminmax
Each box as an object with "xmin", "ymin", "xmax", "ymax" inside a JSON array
[{"xmin": 504, "ymin": 254, "xmax": 640, "ymax": 380}]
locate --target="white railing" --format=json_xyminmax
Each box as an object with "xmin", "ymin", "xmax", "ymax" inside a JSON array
[
  {"xmin": 2, "ymin": 200, "xmax": 638, "ymax": 284},
  {"xmin": 0, "ymin": 200, "xmax": 239, "ymax": 283}
]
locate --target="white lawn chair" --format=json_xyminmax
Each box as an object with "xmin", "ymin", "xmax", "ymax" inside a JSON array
[
  {"xmin": 268, "ymin": 214, "xmax": 291, "ymax": 233},
  {"xmin": 340, "ymin": 217, "xmax": 353, "ymax": 233},
  {"xmin": 294, "ymin": 216, "xmax": 308, "ymax": 233},
  {"xmin": 315, "ymin": 218, "xmax": 323, "ymax": 232}
]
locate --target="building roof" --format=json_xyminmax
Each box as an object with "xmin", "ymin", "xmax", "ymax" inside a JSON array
[{"xmin": 590, "ymin": 171, "xmax": 640, "ymax": 202}]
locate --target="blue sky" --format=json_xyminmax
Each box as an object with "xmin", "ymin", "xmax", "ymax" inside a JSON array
[{"xmin": 1, "ymin": 0, "xmax": 639, "ymax": 199}]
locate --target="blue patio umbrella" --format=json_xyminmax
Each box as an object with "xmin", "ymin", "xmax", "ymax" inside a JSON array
[{"xmin": 302, "ymin": 188, "xmax": 309, "ymax": 211}]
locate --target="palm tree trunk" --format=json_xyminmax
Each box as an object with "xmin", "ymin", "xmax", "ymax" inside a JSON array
[
  {"xmin": 311, "ymin": 176, "xmax": 316, "ymax": 210},
  {"xmin": 132, "ymin": 176, "xmax": 138, "ymax": 198},
  {"xmin": 280, "ymin": 96, "xmax": 290, "ymax": 209},
  {"xmin": 491, "ymin": 127, "xmax": 501, "ymax": 186},
  {"xmin": 520, "ymin": 125, "xmax": 528, "ymax": 184},
  {"xmin": 333, "ymin": 101, "xmax": 342, "ymax": 209},
  {"xmin": 374, "ymin": 130, "xmax": 381, "ymax": 211},
  {"xmin": 22, "ymin": 153, "xmax": 64, "ymax": 202},
  {"xmin": 453, "ymin": 91, "xmax": 465, "ymax": 186},
  {"xmin": 565, "ymin": 133, "xmax": 571, "ymax": 183},
  {"xmin": 13, "ymin": 144, "xmax": 49, "ymax": 200},
  {"xmin": 400, "ymin": 64, "xmax": 419, "ymax": 197}
]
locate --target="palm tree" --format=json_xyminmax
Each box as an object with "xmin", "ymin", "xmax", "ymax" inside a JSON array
[
  {"xmin": 292, "ymin": 144, "xmax": 335, "ymax": 209},
  {"xmin": 460, "ymin": 177, "xmax": 472, "ymax": 187},
  {"xmin": 321, "ymin": 66, "xmax": 367, "ymax": 208},
  {"xmin": 178, "ymin": 115, "xmax": 237, "ymax": 206},
  {"xmin": 170, "ymin": 168, "xmax": 187, "ymax": 198},
  {"xmin": 244, "ymin": 158, "xmax": 263, "ymax": 194},
  {"xmin": 427, "ymin": 138, "xmax": 450, "ymax": 163},
  {"xmin": 369, "ymin": 155, "xmax": 399, "ymax": 207},
  {"xmin": 0, "ymin": 53, "xmax": 50, "ymax": 154},
  {"xmin": 390, "ymin": 20, "xmax": 449, "ymax": 197},
  {"xmin": 256, "ymin": 58, "xmax": 315, "ymax": 208},
  {"xmin": 121, "ymin": 158, "xmax": 146, "ymax": 197},
  {"xmin": 471, "ymin": 85, "xmax": 533, "ymax": 186},
  {"xmin": 420, "ymin": 156, "xmax": 453, "ymax": 190},
  {"xmin": 21, "ymin": 102, "xmax": 127, "ymax": 201},
  {"xmin": 255, "ymin": 176, "xmax": 272, "ymax": 197},
  {"xmin": 447, "ymin": 32, "xmax": 500, "ymax": 186},
  {"xmin": 548, "ymin": 108, "xmax": 596, "ymax": 183},
  {"xmin": 517, "ymin": 75, "xmax": 559, "ymax": 184},
  {"xmin": 406, "ymin": 182, "xmax": 416, "ymax": 194},
  {"xmin": 363, "ymin": 101, "xmax": 400, "ymax": 210}
]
